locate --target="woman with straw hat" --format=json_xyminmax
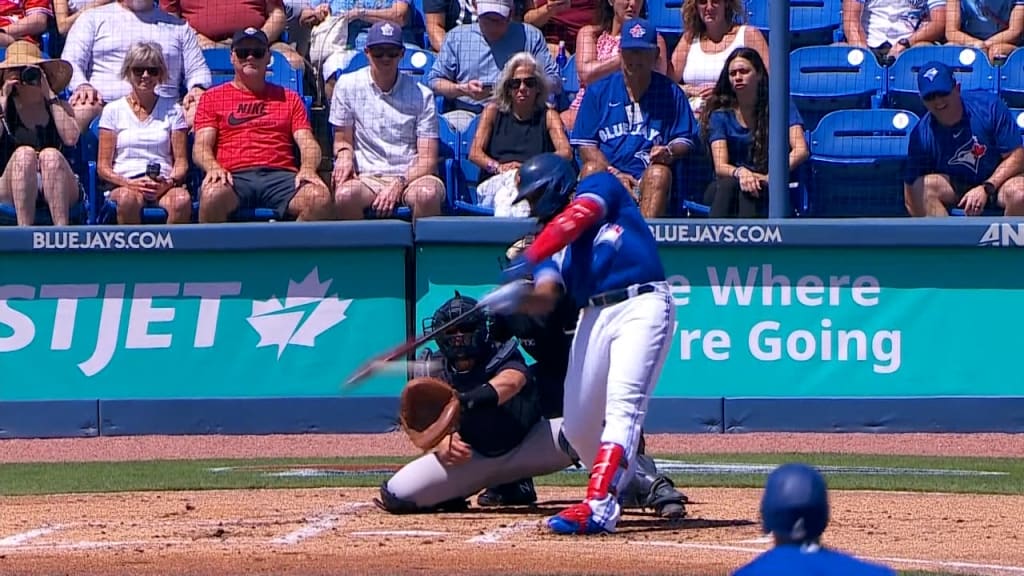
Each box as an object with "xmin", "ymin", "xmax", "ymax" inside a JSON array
[{"xmin": 0, "ymin": 41, "xmax": 81, "ymax": 226}]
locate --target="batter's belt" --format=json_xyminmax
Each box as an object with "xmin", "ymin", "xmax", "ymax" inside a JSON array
[{"xmin": 587, "ymin": 281, "xmax": 666, "ymax": 307}]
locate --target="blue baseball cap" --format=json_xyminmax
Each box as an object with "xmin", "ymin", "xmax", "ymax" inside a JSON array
[
  {"xmin": 232, "ymin": 26, "xmax": 269, "ymax": 47},
  {"xmin": 620, "ymin": 18, "xmax": 658, "ymax": 51},
  {"xmin": 365, "ymin": 21, "xmax": 403, "ymax": 49},
  {"xmin": 918, "ymin": 61, "xmax": 956, "ymax": 99}
]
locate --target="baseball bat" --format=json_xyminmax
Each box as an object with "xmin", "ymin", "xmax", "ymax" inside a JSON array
[{"xmin": 341, "ymin": 300, "xmax": 485, "ymax": 391}]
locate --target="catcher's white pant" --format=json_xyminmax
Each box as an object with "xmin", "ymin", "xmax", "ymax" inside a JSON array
[
  {"xmin": 560, "ymin": 284, "xmax": 676, "ymax": 527},
  {"xmin": 386, "ymin": 417, "xmax": 574, "ymax": 508}
]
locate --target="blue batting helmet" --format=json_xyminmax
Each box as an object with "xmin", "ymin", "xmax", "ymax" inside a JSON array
[
  {"xmin": 513, "ymin": 153, "xmax": 578, "ymax": 223},
  {"xmin": 760, "ymin": 463, "xmax": 830, "ymax": 543}
]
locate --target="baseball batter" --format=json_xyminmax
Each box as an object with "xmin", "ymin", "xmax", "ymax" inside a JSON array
[
  {"xmin": 734, "ymin": 463, "xmax": 896, "ymax": 576},
  {"xmin": 376, "ymin": 293, "xmax": 577, "ymax": 513},
  {"xmin": 489, "ymin": 152, "xmax": 676, "ymax": 535}
]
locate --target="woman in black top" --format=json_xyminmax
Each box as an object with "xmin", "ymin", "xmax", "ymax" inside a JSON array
[
  {"xmin": 468, "ymin": 51, "xmax": 571, "ymax": 217},
  {"xmin": 0, "ymin": 42, "xmax": 81, "ymax": 226}
]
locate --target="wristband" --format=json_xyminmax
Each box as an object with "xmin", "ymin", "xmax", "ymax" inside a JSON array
[
  {"xmin": 732, "ymin": 166, "xmax": 743, "ymax": 179},
  {"xmin": 458, "ymin": 382, "xmax": 499, "ymax": 410},
  {"xmin": 983, "ymin": 181, "xmax": 997, "ymax": 198},
  {"xmin": 487, "ymin": 160, "xmax": 499, "ymax": 174}
]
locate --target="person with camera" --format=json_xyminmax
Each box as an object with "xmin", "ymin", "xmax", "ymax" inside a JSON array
[
  {"xmin": 96, "ymin": 42, "xmax": 192, "ymax": 224},
  {"xmin": 0, "ymin": 41, "xmax": 81, "ymax": 226}
]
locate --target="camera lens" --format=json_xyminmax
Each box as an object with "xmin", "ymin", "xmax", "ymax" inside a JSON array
[{"xmin": 20, "ymin": 67, "xmax": 41, "ymax": 85}]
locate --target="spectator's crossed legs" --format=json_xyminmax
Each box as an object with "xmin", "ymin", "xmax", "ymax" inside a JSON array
[
  {"xmin": 0, "ymin": 146, "xmax": 80, "ymax": 226},
  {"xmin": 334, "ymin": 174, "xmax": 445, "ymax": 220},
  {"xmin": 909, "ymin": 173, "xmax": 1024, "ymax": 217},
  {"xmin": 198, "ymin": 167, "xmax": 333, "ymax": 223}
]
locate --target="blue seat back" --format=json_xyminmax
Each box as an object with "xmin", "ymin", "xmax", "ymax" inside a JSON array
[
  {"xmin": 458, "ymin": 113, "xmax": 483, "ymax": 203},
  {"xmin": 886, "ymin": 46, "xmax": 995, "ymax": 116},
  {"xmin": 790, "ymin": 46, "xmax": 885, "ymax": 131},
  {"xmin": 808, "ymin": 109, "xmax": 919, "ymax": 217},
  {"xmin": 343, "ymin": 48, "xmax": 437, "ymax": 77},
  {"xmin": 648, "ymin": 0, "xmax": 683, "ymax": 36},
  {"xmin": 558, "ymin": 54, "xmax": 580, "ymax": 111},
  {"xmin": 747, "ymin": 0, "xmax": 841, "ymax": 48},
  {"xmin": 998, "ymin": 47, "xmax": 1024, "ymax": 107},
  {"xmin": 202, "ymin": 48, "xmax": 300, "ymax": 92}
]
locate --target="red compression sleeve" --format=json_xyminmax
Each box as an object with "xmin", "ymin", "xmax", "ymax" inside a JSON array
[{"xmin": 523, "ymin": 197, "xmax": 604, "ymax": 263}]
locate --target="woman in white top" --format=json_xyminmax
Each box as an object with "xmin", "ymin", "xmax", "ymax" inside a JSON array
[
  {"xmin": 669, "ymin": 0, "xmax": 768, "ymax": 117},
  {"xmin": 97, "ymin": 41, "xmax": 192, "ymax": 224}
]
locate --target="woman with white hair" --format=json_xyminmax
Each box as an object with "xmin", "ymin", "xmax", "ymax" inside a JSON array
[
  {"xmin": 468, "ymin": 52, "xmax": 571, "ymax": 217},
  {"xmin": 96, "ymin": 42, "xmax": 192, "ymax": 224}
]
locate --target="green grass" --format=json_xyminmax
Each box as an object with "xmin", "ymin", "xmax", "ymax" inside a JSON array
[{"xmin": 1, "ymin": 452, "xmax": 1022, "ymax": 497}]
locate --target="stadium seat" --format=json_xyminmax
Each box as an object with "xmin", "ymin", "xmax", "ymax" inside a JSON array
[
  {"xmin": 407, "ymin": 0, "xmax": 431, "ymax": 48},
  {"xmin": 452, "ymin": 113, "xmax": 494, "ymax": 216},
  {"xmin": 746, "ymin": 0, "xmax": 841, "ymax": 49},
  {"xmin": 790, "ymin": 45, "xmax": 885, "ymax": 131},
  {"xmin": 0, "ymin": 132, "xmax": 90, "ymax": 226},
  {"xmin": 202, "ymin": 47, "xmax": 302, "ymax": 94},
  {"xmin": 648, "ymin": 0, "xmax": 684, "ymax": 37},
  {"xmin": 885, "ymin": 46, "xmax": 995, "ymax": 116},
  {"xmin": 997, "ymin": 47, "xmax": 1024, "ymax": 108},
  {"xmin": 807, "ymin": 108, "xmax": 918, "ymax": 217},
  {"xmin": 340, "ymin": 48, "xmax": 444, "ymax": 113},
  {"xmin": 558, "ymin": 54, "xmax": 580, "ymax": 112}
]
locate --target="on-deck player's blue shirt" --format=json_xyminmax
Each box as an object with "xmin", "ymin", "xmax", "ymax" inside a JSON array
[
  {"xmin": 534, "ymin": 171, "xmax": 665, "ymax": 309},
  {"xmin": 733, "ymin": 544, "xmax": 896, "ymax": 576},
  {"xmin": 570, "ymin": 70, "xmax": 698, "ymax": 179},
  {"xmin": 904, "ymin": 90, "xmax": 1022, "ymax": 187}
]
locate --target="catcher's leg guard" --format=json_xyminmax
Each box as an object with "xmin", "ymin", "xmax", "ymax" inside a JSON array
[
  {"xmin": 478, "ymin": 477, "xmax": 537, "ymax": 507},
  {"xmin": 618, "ymin": 454, "xmax": 688, "ymax": 519},
  {"xmin": 374, "ymin": 481, "xmax": 469, "ymax": 515},
  {"xmin": 558, "ymin": 425, "xmax": 582, "ymax": 468}
]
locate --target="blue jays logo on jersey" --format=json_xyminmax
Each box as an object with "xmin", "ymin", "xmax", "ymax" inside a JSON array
[
  {"xmin": 594, "ymin": 223, "xmax": 624, "ymax": 249},
  {"xmin": 949, "ymin": 135, "xmax": 988, "ymax": 173}
]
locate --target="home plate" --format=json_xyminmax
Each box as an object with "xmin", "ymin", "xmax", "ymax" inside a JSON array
[{"xmin": 349, "ymin": 530, "xmax": 449, "ymax": 538}]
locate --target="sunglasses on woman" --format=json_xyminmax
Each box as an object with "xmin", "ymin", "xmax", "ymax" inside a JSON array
[
  {"xmin": 508, "ymin": 77, "xmax": 538, "ymax": 90},
  {"xmin": 131, "ymin": 66, "xmax": 162, "ymax": 77}
]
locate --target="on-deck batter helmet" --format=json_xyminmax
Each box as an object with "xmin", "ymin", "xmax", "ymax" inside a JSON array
[
  {"xmin": 423, "ymin": 292, "xmax": 489, "ymax": 369},
  {"xmin": 513, "ymin": 153, "xmax": 578, "ymax": 223},
  {"xmin": 760, "ymin": 463, "xmax": 830, "ymax": 543}
]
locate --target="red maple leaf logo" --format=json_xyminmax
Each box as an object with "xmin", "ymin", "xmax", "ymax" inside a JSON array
[{"xmin": 972, "ymin": 141, "xmax": 987, "ymax": 158}]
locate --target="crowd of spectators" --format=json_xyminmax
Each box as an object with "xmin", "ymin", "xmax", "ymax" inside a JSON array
[{"xmin": 2, "ymin": 0, "xmax": 1024, "ymax": 227}]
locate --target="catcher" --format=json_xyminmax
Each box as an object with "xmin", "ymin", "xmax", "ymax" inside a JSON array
[
  {"xmin": 480, "ymin": 235, "xmax": 688, "ymax": 518},
  {"xmin": 376, "ymin": 292, "xmax": 577, "ymax": 514}
]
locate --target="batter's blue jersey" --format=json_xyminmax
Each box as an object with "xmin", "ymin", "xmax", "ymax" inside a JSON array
[
  {"xmin": 733, "ymin": 544, "xmax": 896, "ymax": 576},
  {"xmin": 533, "ymin": 171, "xmax": 665, "ymax": 309},
  {"xmin": 904, "ymin": 90, "xmax": 1022, "ymax": 187},
  {"xmin": 571, "ymin": 71, "xmax": 698, "ymax": 179}
]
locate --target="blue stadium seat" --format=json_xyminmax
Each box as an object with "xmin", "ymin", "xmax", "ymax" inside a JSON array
[
  {"xmin": 648, "ymin": 0, "xmax": 683, "ymax": 37},
  {"xmin": 408, "ymin": 0, "xmax": 431, "ymax": 48},
  {"xmin": 886, "ymin": 46, "xmax": 995, "ymax": 117},
  {"xmin": 808, "ymin": 109, "xmax": 918, "ymax": 217},
  {"xmin": 452, "ymin": 113, "xmax": 494, "ymax": 216},
  {"xmin": 340, "ymin": 48, "xmax": 444, "ymax": 112},
  {"xmin": 790, "ymin": 46, "xmax": 885, "ymax": 131},
  {"xmin": 558, "ymin": 54, "xmax": 580, "ymax": 112},
  {"xmin": 746, "ymin": 0, "xmax": 841, "ymax": 49},
  {"xmin": 997, "ymin": 47, "xmax": 1024, "ymax": 108},
  {"xmin": 202, "ymin": 47, "xmax": 302, "ymax": 93}
]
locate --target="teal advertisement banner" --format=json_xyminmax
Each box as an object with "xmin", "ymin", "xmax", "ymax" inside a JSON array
[
  {"xmin": 417, "ymin": 245, "xmax": 1024, "ymax": 398},
  {"xmin": 0, "ymin": 248, "xmax": 407, "ymax": 400}
]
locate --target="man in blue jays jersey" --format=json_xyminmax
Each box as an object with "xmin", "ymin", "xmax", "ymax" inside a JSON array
[
  {"xmin": 733, "ymin": 463, "xmax": 896, "ymax": 576},
  {"xmin": 571, "ymin": 17, "xmax": 698, "ymax": 219},
  {"xmin": 904, "ymin": 61, "xmax": 1024, "ymax": 216},
  {"xmin": 481, "ymin": 153, "xmax": 676, "ymax": 535}
]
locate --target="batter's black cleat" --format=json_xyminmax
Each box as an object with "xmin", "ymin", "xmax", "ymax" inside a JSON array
[{"xmin": 477, "ymin": 478, "xmax": 537, "ymax": 507}]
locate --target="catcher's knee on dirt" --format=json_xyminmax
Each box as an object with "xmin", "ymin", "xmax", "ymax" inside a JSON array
[{"xmin": 375, "ymin": 481, "xmax": 470, "ymax": 515}]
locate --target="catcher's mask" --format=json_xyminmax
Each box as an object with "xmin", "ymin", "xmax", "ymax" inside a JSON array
[
  {"xmin": 514, "ymin": 153, "xmax": 578, "ymax": 224},
  {"xmin": 423, "ymin": 292, "xmax": 489, "ymax": 371}
]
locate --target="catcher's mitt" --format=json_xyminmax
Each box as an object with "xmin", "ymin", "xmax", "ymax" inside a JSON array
[{"xmin": 399, "ymin": 377, "xmax": 461, "ymax": 451}]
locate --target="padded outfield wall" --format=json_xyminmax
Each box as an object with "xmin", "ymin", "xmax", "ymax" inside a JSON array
[{"xmin": 1, "ymin": 218, "xmax": 1023, "ymax": 438}]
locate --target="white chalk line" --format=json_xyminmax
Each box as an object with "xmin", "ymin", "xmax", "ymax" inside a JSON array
[
  {"xmin": 350, "ymin": 530, "xmax": 449, "ymax": 538},
  {"xmin": 732, "ymin": 535, "xmax": 773, "ymax": 544},
  {"xmin": 0, "ymin": 539, "xmax": 192, "ymax": 553},
  {"xmin": 467, "ymin": 520, "xmax": 541, "ymax": 544},
  {"xmin": 0, "ymin": 526, "xmax": 61, "ymax": 547},
  {"xmin": 634, "ymin": 540, "xmax": 1024, "ymax": 575},
  {"xmin": 269, "ymin": 502, "xmax": 372, "ymax": 546}
]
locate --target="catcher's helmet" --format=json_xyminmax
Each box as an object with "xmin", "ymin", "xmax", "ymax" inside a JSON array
[
  {"xmin": 760, "ymin": 463, "xmax": 830, "ymax": 543},
  {"xmin": 514, "ymin": 153, "xmax": 578, "ymax": 223},
  {"xmin": 424, "ymin": 292, "xmax": 489, "ymax": 368}
]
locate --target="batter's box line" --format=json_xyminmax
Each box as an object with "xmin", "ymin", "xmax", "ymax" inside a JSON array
[
  {"xmin": 269, "ymin": 501, "xmax": 374, "ymax": 546},
  {"xmin": 467, "ymin": 520, "xmax": 543, "ymax": 544}
]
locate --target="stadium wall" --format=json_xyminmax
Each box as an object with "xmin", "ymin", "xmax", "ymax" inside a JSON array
[{"xmin": 1, "ymin": 218, "xmax": 1023, "ymax": 438}]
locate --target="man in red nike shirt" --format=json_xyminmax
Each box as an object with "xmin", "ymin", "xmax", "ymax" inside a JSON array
[{"xmin": 193, "ymin": 27, "xmax": 332, "ymax": 222}]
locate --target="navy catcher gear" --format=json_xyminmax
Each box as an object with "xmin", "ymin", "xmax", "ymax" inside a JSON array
[
  {"xmin": 424, "ymin": 292, "xmax": 490, "ymax": 370},
  {"xmin": 761, "ymin": 463, "xmax": 830, "ymax": 543},
  {"xmin": 513, "ymin": 153, "xmax": 578, "ymax": 223}
]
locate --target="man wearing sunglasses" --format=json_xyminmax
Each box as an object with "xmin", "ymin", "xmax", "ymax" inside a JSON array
[
  {"xmin": 905, "ymin": 61, "xmax": 1024, "ymax": 217},
  {"xmin": 193, "ymin": 27, "xmax": 333, "ymax": 223},
  {"xmin": 331, "ymin": 21, "xmax": 446, "ymax": 220}
]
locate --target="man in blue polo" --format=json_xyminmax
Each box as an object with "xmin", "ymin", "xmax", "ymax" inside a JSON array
[
  {"xmin": 904, "ymin": 61, "xmax": 1024, "ymax": 216},
  {"xmin": 570, "ymin": 17, "xmax": 697, "ymax": 219}
]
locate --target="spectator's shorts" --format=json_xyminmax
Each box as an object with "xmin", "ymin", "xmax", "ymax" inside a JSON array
[
  {"xmin": 358, "ymin": 174, "xmax": 445, "ymax": 200},
  {"xmin": 949, "ymin": 176, "xmax": 999, "ymax": 207},
  {"xmin": 231, "ymin": 168, "xmax": 299, "ymax": 219}
]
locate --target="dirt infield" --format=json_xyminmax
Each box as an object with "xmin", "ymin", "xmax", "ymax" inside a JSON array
[{"xmin": 1, "ymin": 433, "xmax": 1023, "ymax": 576}]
